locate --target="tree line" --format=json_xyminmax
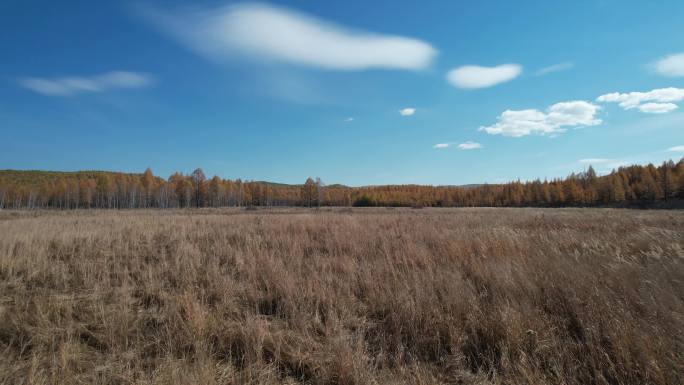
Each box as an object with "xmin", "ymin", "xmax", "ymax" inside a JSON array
[{"xmin": 1, "ymin": 159, "xmax": 682, "ymax": 209}]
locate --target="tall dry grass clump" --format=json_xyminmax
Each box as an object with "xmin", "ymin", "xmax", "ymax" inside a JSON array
[{"xmin": 0, "ymin": 208, "xmax": 682, "ymax": 384}]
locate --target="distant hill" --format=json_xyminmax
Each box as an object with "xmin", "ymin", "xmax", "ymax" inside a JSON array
[
  {"xmin": 0, "ymin": 170, "xmax": 486, "ymax": 190},
  {"xmin": 0, "ymin": 170, "xmax": 145, "ymax": 186}
]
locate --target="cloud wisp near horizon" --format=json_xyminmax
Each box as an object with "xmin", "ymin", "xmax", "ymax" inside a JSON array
[{"xmin": 576, "ymin": 144, "xmax": 684, "ymax": 173}]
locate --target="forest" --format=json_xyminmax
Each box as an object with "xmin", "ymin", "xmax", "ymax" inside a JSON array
[{"xmin": 1, "ymin": 158, "xmax": 682, "ymax": 209}]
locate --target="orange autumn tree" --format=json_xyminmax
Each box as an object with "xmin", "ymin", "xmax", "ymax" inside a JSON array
[{"xmin": 1, "ymin": 158, "xmax": 682, "ymax": 209}]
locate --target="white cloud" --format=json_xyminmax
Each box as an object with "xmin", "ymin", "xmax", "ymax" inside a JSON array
[
  {"xmin": 579, "ymin": 158, "xmax": 614, "ymax": 164},
  {"xmin": 653, "ymin": 52, "xmax": 684, "ymax": 77},
  {"xmin": 480, "ymin": 100, "xmax": 601, "ymax": 137},
  {"xmin": 457, "ymin": 141, "xmax": 482, "ymax": 150},
  {"xmin": 637, "ymin": 102, "xmax": 678, "ymax": 114},
  {"xmin": 596, "ymin": 87, "xmax": 684, "ymax": 113},
  {"xmin": 399, "ymin": 107, "xmax": 416, "ymax": 116},
  {"xmin": 433, "ymin": 141, "xmax": 482, "ymax": 150},
  {"xmin": 446, "ymin": 64, "xmax": 522, "ymax": 89},
  {"xmin": 344, "ymin": 117, "xmax": 354, "ymax": 122},
  {"xmin": 535, "ymin": 62, "xmax": 573, "ymax": 76},
  {"xmin": 668, "ymin": 145, "xmax": 684, "ymax": 152},
  {"xmin": 140, "ymin": 3, "xmax": 437, "ymax": 71},
  {"xmin": 20, "ymin": 71, "xmax": 152, "ymax": 96}
]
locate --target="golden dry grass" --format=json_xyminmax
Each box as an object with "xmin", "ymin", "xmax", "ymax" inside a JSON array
[{"xmin": 0, "ymin": 208, "xmax": 682, "ymax": 385}]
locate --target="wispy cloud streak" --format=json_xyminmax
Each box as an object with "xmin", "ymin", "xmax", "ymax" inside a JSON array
[{"xmin": 20, "ymin": 71, "xmax": 153, "ymax": 96}]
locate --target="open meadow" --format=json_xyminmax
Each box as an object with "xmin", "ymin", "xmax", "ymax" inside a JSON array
[{"xmin": 0, "ymin": 208, "xmax": 682, "ymax": 385}]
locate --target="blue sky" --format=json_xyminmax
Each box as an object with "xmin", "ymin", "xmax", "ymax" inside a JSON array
[{"xmin": 1, "ymin": 0, "xmax": 683, "ymax": 185}]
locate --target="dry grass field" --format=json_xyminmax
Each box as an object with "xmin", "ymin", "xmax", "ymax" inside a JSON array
[{"xmin": 0, "ymin": 208, "xmax": 682, "ymax": 385}]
